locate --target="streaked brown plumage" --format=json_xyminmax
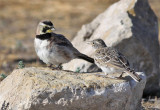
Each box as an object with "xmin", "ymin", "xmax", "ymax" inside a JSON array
[{"xmin": 88, "ymin": 39, "xmax": 141, "ymax": 82}]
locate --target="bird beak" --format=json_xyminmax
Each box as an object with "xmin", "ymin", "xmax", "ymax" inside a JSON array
[
  {"xmin": 51, "ymin": 27, "xmax": 56, "ymax": 31},
  {"xmin": 46, "ymin": 27, "xmax": 55, "ymax": 33}
]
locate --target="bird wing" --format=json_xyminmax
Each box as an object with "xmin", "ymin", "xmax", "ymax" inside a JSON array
[
  {"xmin": 48, "ymin": 33, "xmax": 80, "ymax": 55},
  {"xmin": 117, "ymin": 52, "xmax": 130, "ymax": 68},
  {"xmin": 94, "ymin": 47, "xmax": 129, "ymax": 69},
  {"xmin": 52, "ymin": 33, "xmax": 73, "ymax": 47}
]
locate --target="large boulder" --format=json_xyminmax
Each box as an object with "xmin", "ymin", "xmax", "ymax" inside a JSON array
[
  {"xmin": 0, "ymin": 67, "xmax": 146, "ymax": 110},
  {"xmin": 63, "ymin": 0, "xmax": 159, "ymax": 95}
]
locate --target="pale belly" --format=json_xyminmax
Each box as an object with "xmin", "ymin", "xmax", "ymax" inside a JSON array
[
  {"xmin": 35, "ymin": 39, "xmax": 72, "ymax": 65},
  {"xmin": 37, "ymin": 47, "xmax": 72, "ymax": 65},
  {"xmin": 101, "ymin": 66, "xmax": 123, "ymax": 74},
  {"xmin": 37, "ymin": 49, "xmax": 50, "ymax": 64},
  {"xmin": 96, "ymin": 62, "xmax": 124, "ymax": 75}
]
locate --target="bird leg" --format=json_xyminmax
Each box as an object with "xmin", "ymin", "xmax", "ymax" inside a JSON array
[
  {"xmin": 119, "ymin": 72, "xmax": 125, "ymax": 78},
  {"xmin": 57, "ymin": 64, "xmax": 63, "ymax": 70},
  {"xmin": 47, "ymin": 64, "xmax": 62, "ymax": 70},
  {"xmin": 47, "ymin": 64, "xmax": 53, "ymax": 69},
  {"xmin": 48, "ymin": 64, "xmax": 57, "ymax": 70}
]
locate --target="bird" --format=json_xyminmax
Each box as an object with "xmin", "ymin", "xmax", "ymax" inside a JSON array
[
  {"xmin": 34, "ymin": 20, "xmax": 94, "ymax": 70},
  {"xmin": 88, "ymin": 39, "xmax": 141, "ymax": 82}
]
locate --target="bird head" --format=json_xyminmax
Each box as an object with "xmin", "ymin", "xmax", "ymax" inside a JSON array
[
  {"xmin": 87, "ymin": 39, "xmax": 107, "ymax": 49},
  {"xmin": 36, "ymin": 20, "xmax": 55, "ymax": 35}
]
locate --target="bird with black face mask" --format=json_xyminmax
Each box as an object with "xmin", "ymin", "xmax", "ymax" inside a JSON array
[
  {"xmin": 88, "ymin": 38, "xmax": 141, "ymax": 82},
  {"xmin": 34, "ymin": 20, "xmax": 94, "ymax": 69}
]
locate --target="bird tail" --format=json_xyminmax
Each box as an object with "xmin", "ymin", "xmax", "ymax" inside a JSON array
[
  {"xmin": 77, "ymin": 53, "xmax": 94, "ymax": 63},
  {"xmin": 126, "ymin": 70, "xmax": 142, "ymax": 82}
]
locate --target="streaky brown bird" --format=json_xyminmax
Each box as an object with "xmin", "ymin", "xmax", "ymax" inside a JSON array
[{"xmin": 88, "ymin": 39, "xmax": 141, "ymax": 82}]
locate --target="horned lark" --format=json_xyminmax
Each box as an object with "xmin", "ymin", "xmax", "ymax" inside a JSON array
[
  {"xmin": 88, "ymin": 39, "xmax": 141, "ymax": 82},
  {"xmin": 34, "ymin": 20, "xmax": 94, "ymax": 69}
]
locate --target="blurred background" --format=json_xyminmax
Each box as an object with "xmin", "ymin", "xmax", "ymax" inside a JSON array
[
  {"xmin": 0, "ymin": 0, "xmax": 159, "ymax": 108},
  {"xmin": 0, "ymin": 0, "xmax": 159, "ymax": 74},
  {"xmin": 0, "ymin": 0, "xmax": 119, "ymax": 74}
]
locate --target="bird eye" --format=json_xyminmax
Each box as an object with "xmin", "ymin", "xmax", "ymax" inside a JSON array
[{"xmin": 42, "ymin": 26, "xmax": 50, "ymax": 33}]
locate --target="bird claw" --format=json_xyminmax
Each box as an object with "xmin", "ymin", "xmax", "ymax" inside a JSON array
[
  {"xmin": 48, "ymin": 64, "xmax": 63, "ymax": 70},
  {"xmin": 51, "ymin": 67, "xmax": 61, "ymax": 70},
  {"xmin": 115, "ymin": 77, "xmax": 123, "ymax": 80}
]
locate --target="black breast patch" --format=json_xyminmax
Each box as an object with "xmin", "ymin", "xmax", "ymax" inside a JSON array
[{"xmin": 36, "ymin": 33, "xmax": 52, "ymax": 40}]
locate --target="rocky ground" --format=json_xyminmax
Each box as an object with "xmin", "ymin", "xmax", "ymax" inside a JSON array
[
  {"xmin": 142, "ymin": 98, "xmax": 160, "ymax": 109},
  {"xmin": 0, "ymin": 67, "xmax": 146, "ymax": 110},
  {"xmin": 0, "ymin": 0, "xmax": 160, "ymax": 109}
]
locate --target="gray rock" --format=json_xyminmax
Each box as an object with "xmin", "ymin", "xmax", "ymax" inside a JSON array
[
  {"xmin": 63, "ymin": 0, "xmax": 159, "ymax": 95},
  {"xmin": 0, "ymin": 67, "xmax": 146, "ymax": 110}
]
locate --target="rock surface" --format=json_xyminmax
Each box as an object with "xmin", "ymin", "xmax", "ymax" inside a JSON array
[
  {"xmin": 63, "ymin": 0, "xmax": 159, "ymax": 95},
  {"xmin": 0, "ymin": 67, "xmax": 146, "ymax": 110}
]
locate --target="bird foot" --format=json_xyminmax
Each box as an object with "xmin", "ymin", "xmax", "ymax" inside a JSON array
[
  {"xmin": 118, "ymin": 72, "xmax": 125, "ymax": 78},
  {"xmin": 115, "ymin": 77, "xmax": 124, "ymax": 80},
  {"xmin": 48, "ymin": 64, "xmax": 63, "ymax": 70},
  {"xmin": 51, "ymin": 67, "xmax": 61, "ymax": 70}
]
